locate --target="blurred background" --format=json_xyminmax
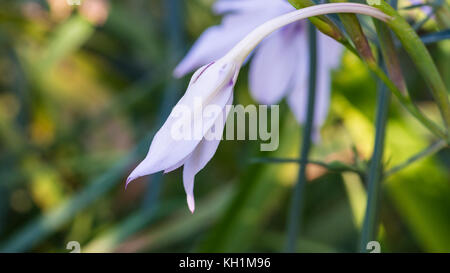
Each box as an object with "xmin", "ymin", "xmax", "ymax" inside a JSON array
[{"xmin": 0, "ymin": 0, "xmax": 449, "ymax": 253}]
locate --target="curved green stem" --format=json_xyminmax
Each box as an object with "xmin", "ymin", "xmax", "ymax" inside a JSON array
[
  {"xmin": 360, "ymin": 72, "xmax": 390, "ymax": 252},
  {"xmin": 288, "ymin": 0, "xmax": 347, "ymax": 42},
  {"xmin": 367, "ymin": 62, "xmax": 446, "ymax": 140},
  {"xmin": 385, "ymin": 140, "xmax": 447, "ymax": 177},
  {"xmin": 368, "ymin": 0, "xmax": 450, "ymax": 134}
]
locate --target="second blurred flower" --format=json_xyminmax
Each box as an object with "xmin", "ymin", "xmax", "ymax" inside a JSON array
[{"xmin": 175, "ymin": 0, "xmax": 343, "ymax": 140}]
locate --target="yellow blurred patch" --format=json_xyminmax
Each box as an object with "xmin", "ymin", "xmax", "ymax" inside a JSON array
[
  {"xmin": 29, "ymin": 169, "xmax": 64, "ymax": 210},
  {"xmin": 332, "ymin": 94, "xmax": 374, "ymax": 157},
  {"xmin": 22, "ymin": 155, "xmax": 66, "ymax": 210},
  {"xmin": 274, "ymin": 116, "xmax": 300, "ymax": 186},
  {"xmin": 30, "ymin": 109, "xmax": 55, "ymax": 146}
]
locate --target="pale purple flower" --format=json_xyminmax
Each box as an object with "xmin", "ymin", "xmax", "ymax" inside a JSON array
[
  {"xmin": 408, "ymin": 0, "xmax": 433, "ymax": 16},
  {"xmin": 127, "ymin": 58, "xmax": 240, "ymax": 213},
  {"xmin": 126, "ymin": 3, "xmax": 390, "ymax": 212},
  {"xmin": 175, "ymin": 0, "xmax": 344, "ymax": 140}
]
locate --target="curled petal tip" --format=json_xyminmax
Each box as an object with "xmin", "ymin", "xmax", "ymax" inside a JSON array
[
  {"xmin": 173, "ymin": 68, "xmax": 183, "ymax": 79},
  {"xmin": 312, "ymin": 128, "xmax": 321, "ymax": 144},
  {"xmin": 125, "ymin": 176, "xmax": 135, "ymax": 191},
  {"xmin": 173, "ymin": 62, "xmax": 190, "ymax": 79},
  {"xmin": 187, "ymin": 195, "xmax": 195, "ymax": 214}
]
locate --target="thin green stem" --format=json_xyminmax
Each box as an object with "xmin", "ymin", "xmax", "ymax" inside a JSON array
[
  {"xmin": 284, "ymin": 1, "xmax": 447, "ymax": 140},
  {"xmin": 359, "ymin": 1, "xmax": 397, "ymax": 251},
  {"xmin": 385, "ymin": 140, "xmax": 447, "ymax": 177},
  {"xmin": 330, "ymin": 0, "xmax": 376, "ymax": 64},
  {"xmin": 285, "ymin": 23, "xmax": 317, "ymax": 253},
  {"xmin": 375, "ymin": 17, "xmax": 407, "ymax": 94},
  {"xmin": 367, "ymin": 63, "xmax": 446, "ymax": 140},
  {"xmin": 370, "ymin": 0, "xmax": 450, "ymax": 133},
  {"xmin": 359, "ymin": 73, "xmax": 391, "ymax": 252},
  {"xmin": 421, "ymin": 30, "xmax": 450, "ymax": 44},
  {"xmin": 288, "ymin": 0, "xmax": 348, "ymax": 43}
]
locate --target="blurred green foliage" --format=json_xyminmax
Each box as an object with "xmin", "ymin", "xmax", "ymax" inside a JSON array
[{"xmin": 0, "ymin": 0, "xmax": 448, "ymax": 253}]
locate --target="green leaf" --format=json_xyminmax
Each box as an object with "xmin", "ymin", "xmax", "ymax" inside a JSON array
[
  {"xmin": 368, "ymin": 0, "xmax": 450, "ymax": 133},
  {"xmin": 387, "ymin": 156, "xmax": 450, "ymax": 252}
]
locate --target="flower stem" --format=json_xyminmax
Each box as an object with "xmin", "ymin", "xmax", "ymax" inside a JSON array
[
  {"xmin": 359, "ymin": 0, "xmax": 397, "ymax": 250},
  {"xmin": 369, "ymin": 0, "xmax": 450, "ymax": 134},
  {"xmin": 330, "ymin": 0, "xmax": 376, "ymax": 64},
  {"xmin": 367, "ymin": 63, "xmax": 446, "ymax": 139},
  {"xmin": 282, "ymin": 3, "xmax": 446, "ymax": 140},
  {"xmin": 359, "ymin": 70, "xmax": 390, "ymax": 252},
  {"xmin": 385, "ymin": 140, "xmax": 447, "ymax": 177},
  {"xmin": 285, "ymin": 23, "xmax": 317, "ymax": 253},
  {"xmin": 288, "ymin": 0, "xmax": 347, "ymax": 43},
  {"xmin": 225, "ymin": 3, "xmax": 390, "ymax": 64}
]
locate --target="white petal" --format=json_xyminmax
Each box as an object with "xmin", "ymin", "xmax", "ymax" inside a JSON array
[
  {"xmin": 213, "ymin": 0, "xmax": 292, "ymax": 14},
  {"xmin": 163, "ymin": 155, "xmax": 188, "ymax": 174},
  {"xmin": 249, "ymin": 26, "xmax": 302, "ymax": 105},
  {"xmin": 317, "ymin": 31, "xmax": 343, "ymax": 69},
  {"xmin": 311, "ymin": 65, "xmax": 331, "ymax": 142},
  {"xmin": 312, "ymin": 31, "xmax": 342, "ymax": 138},
  {"xmin": 174, "ymin": 14, "xmax": 264, "ymax": 78},
  {"xmin": 286, "ymin": 27, "xmax": 309, "ymax": 124},
  {"xmin": 127, "ymin": 62, "xmax": 237, "ymax": 186},
  {"xmin": 174, "ymin": 0, "xmax": 295, "ymax": 78},
  {"xmin": 182, "ymin": 93, "xmax": 233, "ymax": 213},
  {"xmin": 287, "ymin": 30, "xmax": 341, "ymax": 142}
]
